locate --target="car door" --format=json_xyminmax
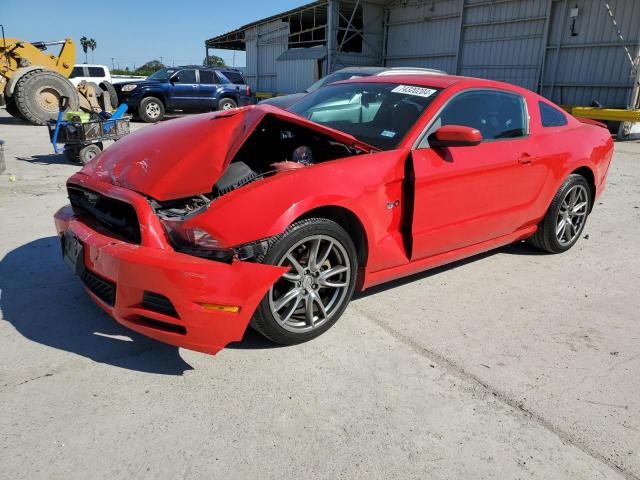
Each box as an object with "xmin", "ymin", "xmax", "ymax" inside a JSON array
[
  {"xmin": 169, "ymin": 69, "xmax": 199, "ymax": 110},
  {"xmin": 410, "ymin": 88, "xmax": 548, "ymax": 259},
  {"xmin": 198, "ymin": 69, "xmax": 220, "ymax": 110}
]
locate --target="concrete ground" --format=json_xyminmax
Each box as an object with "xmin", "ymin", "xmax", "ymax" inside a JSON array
[{"xmin": 0, "ymin": 109, "xmax": 638, "ymax": 480}]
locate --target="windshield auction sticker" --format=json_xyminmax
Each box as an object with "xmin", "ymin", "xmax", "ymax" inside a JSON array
[{"xmin": 391, "ymin": 85, "xmax": 437, "ymax": 98}]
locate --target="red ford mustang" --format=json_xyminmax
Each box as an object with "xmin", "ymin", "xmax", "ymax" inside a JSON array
[{"xmin": 54, "ymin": 74, "xmax": 613, "ymax": 355}]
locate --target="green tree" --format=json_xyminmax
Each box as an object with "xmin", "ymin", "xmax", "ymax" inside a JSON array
[
  {"xmin": 134, "ymin": 59, "xmax": 166, "ymax": 76},
  {"xmin": 203, "ymin": 54, "xmax": 226, "ymax": 67},
  {"xmin": 88, "ymin": 38, "xmax": 97, "ymax": 63},
  {"xmin": 79, "ymin": 36, "xmax": 89, "ymax": 63}
]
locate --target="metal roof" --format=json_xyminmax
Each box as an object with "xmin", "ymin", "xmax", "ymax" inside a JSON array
[{"xmin": 205, "ymin": 0, "xmax": 327, "ymax": 50}]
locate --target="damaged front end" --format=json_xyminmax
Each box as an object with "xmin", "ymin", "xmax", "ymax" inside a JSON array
[{"xmin": 55, "ymin": 105, "xmax": 374, "ymax": 354}]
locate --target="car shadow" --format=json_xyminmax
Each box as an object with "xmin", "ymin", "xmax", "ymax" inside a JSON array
[
  {"xmin": 227, "ymin": 326, "xmax": 283, "ymax": 350},
  {"xmin": 355, "ymin": 240, "xmax": 545, "ymax": 299},
  {"xmin": 0, "ymin": 237, "xmax": 193, "ymax": 375},
  {"xmin": 17, "ymin": 154, "xmax": 79, "ymax": 166}
]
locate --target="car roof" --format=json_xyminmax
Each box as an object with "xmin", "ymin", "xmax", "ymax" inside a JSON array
[
  {"xmin": 173, "ymin": 65, "xmax": 242, "ymax": 72},
  {"xmin": 334, "ymin": 66, "xmax": 387, "ymax": 75},
  {"xmin": 336, "ymin": 73, "xmax": 529, "ymax": 93}
]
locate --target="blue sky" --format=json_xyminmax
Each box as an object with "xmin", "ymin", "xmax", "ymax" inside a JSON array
[{"xmin": 3, "ymin": 0, "xmax": 303, "ymax": 69}]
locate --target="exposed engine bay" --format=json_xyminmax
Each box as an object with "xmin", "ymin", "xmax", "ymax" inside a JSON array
[{"xmin": 151, "ymin": 115, "xmax": 363, "ymax": 219}]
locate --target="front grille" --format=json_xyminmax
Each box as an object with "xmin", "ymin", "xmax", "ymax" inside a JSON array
[
  {"xmin": 68, "ymin": 185, "xmax": 141, "ymax": 244},
  {"xmin": 142, "ymin": 291, "xmax": 179, "ymax": 318},
  {"xmin": 80, "ymin": 269, "xmax": 116, "ymax": 306}
]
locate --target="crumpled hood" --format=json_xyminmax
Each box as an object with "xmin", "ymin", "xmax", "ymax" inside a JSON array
[{"xmin": 80, "ymin": 105, "xmax": 375, "ymax": 201}]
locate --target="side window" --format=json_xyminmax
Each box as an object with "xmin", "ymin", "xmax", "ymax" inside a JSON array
[
  {"xmin": 539, "ymin": 101, "xmax": 568, "ymax": 127},
  {"xmin": 433, "ymin": 90, "xmax": 527, "ymax": 142},
  {"xmin": 88, "ymin": 67, "xmax": 105, "ymax": 77},
  {"xmin": 173, "ymin": 69, "xmax": 197, "ymax": 84},
  {"xmin": 221, "ymin": 71, "xmax": 245, "ymax": 84},
  {"xmin": 199, "ymin": 70, "xmax": 217, "ymax": 84},
  {"xmin": 69, "ymin": 67, "xmax": 84, "ymax": 79}
]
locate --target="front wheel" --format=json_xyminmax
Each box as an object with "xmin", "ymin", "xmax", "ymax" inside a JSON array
[
  {"xmin": 251, "ymin": 218, "xmax": 358, "ymax": 345},
  {"xmin": 138, "ymin": 97, "xmax": 165, "ymax": 123},
  {"xmin": 527, "ymin": 174, "xmax": 591, "ymax": 253}
]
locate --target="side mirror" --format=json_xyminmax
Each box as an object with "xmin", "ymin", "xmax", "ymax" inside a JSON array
[
  {"xmin": 429, "ymin": 125, "xmax": 482, "ymax": 148},
  {"xmin": 169, "ymin": 75, "xmax": 178, "ymax": 84}
]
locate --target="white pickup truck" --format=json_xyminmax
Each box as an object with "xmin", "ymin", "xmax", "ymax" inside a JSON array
[
  {"xmin": 68, "ymin": 64, "xmax": 112, "ymax": 87},
  {"xmin": 69, "ymin": 64, "xmax": 145, "ymax": 86}
]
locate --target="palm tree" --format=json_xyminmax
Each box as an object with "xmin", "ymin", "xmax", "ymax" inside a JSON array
[
  {"xmin": 88, "ymin": 39, "xmax": 97, "ymax": 63},
  {"xmin": 79, "ymin": 36, "xmax": 89, "ymax": 63}
]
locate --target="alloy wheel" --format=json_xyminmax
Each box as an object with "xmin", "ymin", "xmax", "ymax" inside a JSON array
[
  {"xmin": 268, "ymin": 235, "xmax": 351, "ymax": 333},
  {"xmin": 556, "ymin": 184, "xmax": 589, "ymax": 246},
  {"xmin": 145, "ymin": 102, "xmax": 161, "ymax": 119}
]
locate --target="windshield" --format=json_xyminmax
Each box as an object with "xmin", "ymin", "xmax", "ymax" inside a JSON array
[
  {"xmin": 289, "ymin": 82, "xmax": 440, "ymax": 150},
  {"xmin": 305, "ymin": 71, "xmax": 369, "ymax": 93},
  {"xmin": 147, "ymin": 68, "xmax": 178, "ymax": 82}
]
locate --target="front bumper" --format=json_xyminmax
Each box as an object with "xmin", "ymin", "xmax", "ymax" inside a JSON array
[
  {"xmin": 54, "ymin": 177, "xmax": 285, "ymax": 355},
  {"xmin": 116, "ymin": 91, "xmax": 143, "ymax": 109}
]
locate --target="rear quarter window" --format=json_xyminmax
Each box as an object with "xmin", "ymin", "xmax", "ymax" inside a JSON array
[
  {"xmin": 199, "ymin": 70, "xmax": 219, "ymax": 84},
  {"xmin": 221, "ymin": 71, "xmax": 245, "ymax": 84},
  {"xmin": 539, "ymin": 101, "xmax": 568, "ymax": 127}
]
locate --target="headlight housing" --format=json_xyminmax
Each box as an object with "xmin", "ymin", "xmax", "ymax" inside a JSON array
[
  {"xmin": 159, "ymin": 219, "xmax": 235, "ymax": 264},
  {"xmin": 121, "ymin": 84, "xmax": 138, "ymax": 92}
]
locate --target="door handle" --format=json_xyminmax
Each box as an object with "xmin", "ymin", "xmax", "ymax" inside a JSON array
[
  {"xmin": 192, "ymin": 85, "xmax": 197, "ymax": 88},
  {"xmin": 518, "ymin": 154, "xmax": 535, "ymax": 165}
]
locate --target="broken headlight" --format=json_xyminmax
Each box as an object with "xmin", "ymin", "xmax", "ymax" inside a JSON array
[{"xmin": 160, "ymin": 219, "xmax": 234, "ymax": 264}]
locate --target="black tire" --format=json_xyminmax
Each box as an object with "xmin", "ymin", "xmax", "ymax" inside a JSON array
[
  {"xmin": 99, "ymin": 81, "xmax": 119, "ymax": 109},
  {"xmin": 4, "ymin": 98, "xmax": 25, "ymax": 121},
  {"xmin": 217, "ymin": 98, "xmax": 237, "ymax": 111},
  {"xmin": 14, "ymin": 70, "xmax": 79, "ymax": 125},
  {"xmin": 77, "ymin": 143, "xmax": 102, "ymax": 165},
  {"xmin": 251, "ymin": 218, "xmax": 358, "ymax": 345},
  {"xmin": 138, "ymin": 96, "xmax": 165, "ymax": 122},
  {"xmin": 527, "ymin": 174, "xmax": 592, "ymax": 253},
  {"xmin": 63, "ymin": 145, "xmax": 79, "ymax": 162}
]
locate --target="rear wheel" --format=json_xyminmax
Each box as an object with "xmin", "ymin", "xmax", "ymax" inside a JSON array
[
  {"xmin": 138, "ymin": 96, "xmax": 164, "ymax": 122},
  {"xmin": 14, "ymin": 70, "xmax": 79, "ymax": 125},
  {"xmin": 217, "ymin": 98, "xmax": 237, "ymax": 111},
  {"xmin": 251, "ymin": 218, "xmax": 358, "ymax": 345},
  {"xmin": 527, "ymin": 174, "xmax": 591, "ymax": 253}
]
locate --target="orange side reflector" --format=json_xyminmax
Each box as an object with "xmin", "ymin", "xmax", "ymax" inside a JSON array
[{"xmin": 200, "ymin": 303, "xmax": 241, "ymax": 314}]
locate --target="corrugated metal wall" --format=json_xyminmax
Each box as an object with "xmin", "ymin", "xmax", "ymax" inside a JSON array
[
  {"xmin": 541, "ymin": 0, "xmax": 640, "ymax": 107},
  {"xmin": 458, "ymin": 0, "xmax": 548, "ymax": 91},
  {"xmin": 383, "ymin": 0, "xmax": 640, "ymax": 107},
  {"xmin": 239, "ymin": 0, "xmax": 639, "ymax": 106},
  {"xmin": 276, "ymin": 59, "xmax": 319, "ymax": 93},
  {"xmin": 385, "ymin": 0, "xmax": 462, "ymax": 73},
  {"xmin": 244, "ymin": 18, "xmax": 325, "ymax": 94},
  {"xmin": 245, "ymin": 20, "xmax": 289, "ymax": 93}
]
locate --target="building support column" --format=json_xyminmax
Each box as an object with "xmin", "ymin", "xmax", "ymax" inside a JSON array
[
  {"xmin": 327, "ymin": 0, "xmax": 336, "ymax": 74},
  {"xmin": 536, "ymin": 0, "xmax": 553, "ymax": 94},
  {"xmin": 453, "ymin": 0, "xmax": 465, "ymax": 75}
]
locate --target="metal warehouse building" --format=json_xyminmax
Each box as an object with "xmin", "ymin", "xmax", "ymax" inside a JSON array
[{"xmin": 206, "ymin": 0, "xmax": 640, "ymax": 111}]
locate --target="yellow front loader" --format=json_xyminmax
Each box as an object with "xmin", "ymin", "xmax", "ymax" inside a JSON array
[{"xmin": 1, "ymin": 33, "xmax": 115, "ymax": 125}]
